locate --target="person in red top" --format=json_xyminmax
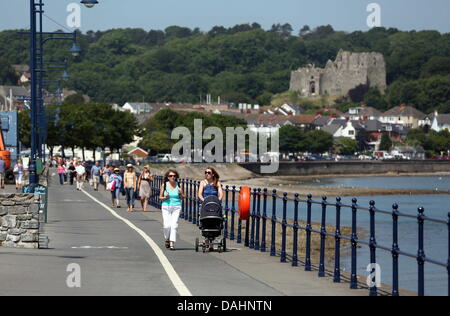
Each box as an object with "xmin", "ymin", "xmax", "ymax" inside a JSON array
[{"xmin": 57, "ymin": 164, "xmax": 66, "ymax": 185}]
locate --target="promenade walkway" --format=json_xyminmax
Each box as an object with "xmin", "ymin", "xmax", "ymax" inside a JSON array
[{"xmin": 0, "ymin": 176, "xmax": 368, "ymax": 296}]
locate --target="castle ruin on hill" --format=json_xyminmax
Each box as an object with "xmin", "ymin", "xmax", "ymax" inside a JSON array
[{"xmin": 289, "ymin": 49, "xmax": 387, "ymax": 97}]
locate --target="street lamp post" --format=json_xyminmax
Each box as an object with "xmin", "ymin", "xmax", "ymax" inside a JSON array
[
  {"xmin": 29, "ymin": 0, "xmax": 40, "ymax": 193},
  {"xmin": 28, "ymin": 0, "xmax": 97, "ymax": 192}
]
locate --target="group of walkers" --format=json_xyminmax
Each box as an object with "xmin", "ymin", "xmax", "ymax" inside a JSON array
[
  {"xmin": 53, "ymin": 158, "xmax": 224, "ymax": 252},
  {"xmin": 107, "ymin": 164, "xmax": 154, "ymax": 212},
  {"xmin": 55, "ymin": 159, "xmax": 90, "ymax": 191}
]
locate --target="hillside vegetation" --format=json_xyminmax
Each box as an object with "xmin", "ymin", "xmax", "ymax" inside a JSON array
[{"xmin": 1, "ymin": 24, "xmax": 450, "ymax": 113}]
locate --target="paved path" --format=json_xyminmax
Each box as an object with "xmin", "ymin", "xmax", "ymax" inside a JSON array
[{"xmin": 0, "ymin": 177, "xmax": 369, "ymax": 296}]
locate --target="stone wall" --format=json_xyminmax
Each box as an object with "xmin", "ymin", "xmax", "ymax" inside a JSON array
[{"xmin": 0, "ymin": 194, "xmax": 40, "ymax": 249}]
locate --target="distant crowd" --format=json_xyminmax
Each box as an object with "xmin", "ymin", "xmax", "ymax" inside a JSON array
[{"xmin": 50, "ymin": 157, "xmax": 225, "ymax": 251}]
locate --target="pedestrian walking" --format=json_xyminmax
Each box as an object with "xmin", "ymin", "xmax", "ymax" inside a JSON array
[
  {"xmin": 68, "ymin": 162, "xmax": 76, "ymax": 185},
  {"xmin": 0, "ymin": 157, "xmax": 6, "ymax": 189},
  {"xmin": 101, "ymin": 164, "xmax": 110, "ymax": 190},
  {"xmin": 138, "ymin": 165, "xmax": 153, "ymax": 212},
  {"xmin": 90, "ymin": 161, "xmax": 102, "ymax": 191},
  {"xmin": 75, "ymin": 162, "xmax": 86, "ymax": 191},
  {"xmin": 108, "ymin": 168, "xmax": 123, "ymax": 208},
  {"xmin": 123, "ymin": 164, "xmax": 137, "ymax": 212},
  {"xmin": 13, "ymin": 160, "xmax": 24, "ymax": 192},
  {"xmin": 57, "ymin": 164, "xmax": 66, "ymax": 185},
  {"xmin": 198, "ymin": 167, "xmax": 224, "ymax": 202},
  {"xmin": 159, "ymin": 169, "xmax": 185, "ymax": 251}
]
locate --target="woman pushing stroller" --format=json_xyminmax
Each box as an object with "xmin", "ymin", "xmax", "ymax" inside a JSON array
[
  {"xmin": 198, "ymin": 167, "xmax": 224, "ymax": 202},
  {"xmin": 195, "ymin": 167, "xmax": 227, "ymax": 253}
]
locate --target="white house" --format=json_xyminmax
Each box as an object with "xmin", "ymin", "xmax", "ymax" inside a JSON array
[
  {"xmin": 343, "ymin": 105, "xmax": 382, "ymax": 121},
  {"xmin": 122, "ymin": 102, "xmax": 153, "ymax": 115},
  {"xmin": 281, "ymin": 103, "xmax": 304, "ymax": 116},
  {"xmin": 321, "ymin": 121, "xmax": 361, "ymax": 140},
  {"xmin": 431, "ymin": 113, "xmax": 450, "ymax": 132}
]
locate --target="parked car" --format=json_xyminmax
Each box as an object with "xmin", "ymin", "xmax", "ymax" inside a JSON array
[
  {"xmin": 157, "ymin": 154, "xmax": 173, "ymax": 163},
  {"xmin": 142, "ymin": 156, "xmax": 159, "ymax": 163}
]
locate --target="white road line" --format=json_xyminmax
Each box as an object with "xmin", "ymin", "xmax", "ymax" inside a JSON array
[{"xmin": 81, "ymin": 189, "xmax": 192, "ymax": 296}]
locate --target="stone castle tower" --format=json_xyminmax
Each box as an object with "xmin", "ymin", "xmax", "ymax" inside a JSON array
[{"xmin": 289, "ymin": 50, "xmax": 387, "ymax": 97}]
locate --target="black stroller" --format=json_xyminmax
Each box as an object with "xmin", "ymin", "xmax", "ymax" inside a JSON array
[{"xmin": 195, "ymin": 195, "xmax": 226, "ymax": 253}]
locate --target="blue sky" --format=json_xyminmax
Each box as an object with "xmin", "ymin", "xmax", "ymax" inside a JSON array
[{"xmin": 1, "ymin": 0, "xmax": 449, "ymax": 33}]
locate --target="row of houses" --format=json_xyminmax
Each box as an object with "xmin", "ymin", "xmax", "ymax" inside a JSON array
[
  {"xmin": 242, "ymin": 105, "xmax": 450, "ymax": 152},
  {"xmin": 121, "ymin": 101, "xmax": 450, "ymax": 147}
]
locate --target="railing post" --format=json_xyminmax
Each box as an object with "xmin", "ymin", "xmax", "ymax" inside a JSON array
[
  {"xmin": 224, "ymin": 186, "xmax": 229, "ymax": 239},
  {"xmin": 350, "ymin": 198, "xmax": 358, "ymax": 289},
  {"xmin": 417, "ymin": 207, "xmax": 426, "ymax": 297},
  {"xmin": 188, "ymin": 180, "xmax": 193, "ymax": 222},
  {"xmin": 237, "ymin": 205, "xmax": 243, "ymax": 244},
  {"xmin": 193, "ymin": 181, "xmax": 198, "ymax": 225},
  {"xmin": 292, "ymin": 193, "xmax": 300, "ymax": 267},
  {"xmin": 281, "ymin": 193, "xmax": 288, "ymax": 263},
  {"xmin": 392, "ymin": 203, "xmax": 400, "ymax": 297},
  {"xmin": 369, "ymin": 200, "xmax": 378, "ymax": 296},
  {"xmin": 180, "ymin": 179, "xmax": 185, "ymax": 219},
  {"xmin": 249, "ymin": 189, "xmax": 257, "ymax": 249},
  {"xmin": 334, "ymin": 197, "xmax": 342, "ymax": 283},
  {"xmin": 255, "ymin": 188, "xmax": 261, "ymax": 251},
  {"xmin": 261, "ymin": 188, "xmax": 268, "ymax": 253},
  {"xmin": 305, "ymin": 194, "xmax": 313, "ymax": 271},
  {"xmin": 318, "ymin": 196, "xmax": 327, "ymax": 277},
  {"xmin": 447, "ymin": 212, "xmax": 450, "ymax": 297},
  {"xmin": 153, "ymin": 176, "xmax": 157, "ymax": 208},
  {"xmin": 230, "ymin": 186, "xmax": 236, "ymax": 241},
  {"xmin": 156, "ymin": 176, "xmax": 161, "ymax": 209},
  {"xmin": 270, "ymin": 190, "xmax": 277, "ymax": 257}
]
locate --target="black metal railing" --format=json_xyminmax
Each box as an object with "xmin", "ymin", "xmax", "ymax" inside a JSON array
[{"xmin": 150, "ymin": 176, "xmax": 450, "ymax": 297}]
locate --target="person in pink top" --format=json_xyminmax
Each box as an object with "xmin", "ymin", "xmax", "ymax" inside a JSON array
[{"xmin": 57, "ymin": 164, "xmax": 66, "ymax": 185}]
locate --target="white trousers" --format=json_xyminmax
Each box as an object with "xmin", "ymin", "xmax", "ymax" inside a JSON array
[
  {"xmin": 76, "ymin": 175, "xmax": 84, "ymax": 190},
  {"xmin": 162, "ymin": 205, "xmax": 181, "ymax": 242}
]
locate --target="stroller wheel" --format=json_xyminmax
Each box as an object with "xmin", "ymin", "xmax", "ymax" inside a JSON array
[
  {"xmin": 195, "ymin": 238, "xmax": 199, "ymax": 253},
  {"xmin": 222, "ymin": 238, "xmax": 227, "ymax": 252}
]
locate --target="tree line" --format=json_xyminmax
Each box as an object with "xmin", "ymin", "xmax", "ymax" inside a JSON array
[
  {"xmin": 19, "ymin": 95, "xmax": 138, "ymax": 160},
  {"xmin": 1, "ymin": 24, "xmax": 450, "ymax": 114},
  {"xmin": 139, "ymin": 109, "xmax": 248, "ymax": 154}
]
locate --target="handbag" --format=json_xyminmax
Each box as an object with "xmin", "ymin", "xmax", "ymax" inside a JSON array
[{"xmin": 107, "ymin": 180, "xmax": 116, "ymax": 191}]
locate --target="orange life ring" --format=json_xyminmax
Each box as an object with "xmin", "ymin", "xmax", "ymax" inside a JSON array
[{"xmin": 239, "ymin": 186, "xmax": 251, "ymax": 220}]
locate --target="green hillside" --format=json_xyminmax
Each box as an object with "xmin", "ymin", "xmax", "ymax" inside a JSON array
[{"xmin": 1, "ymin": 24, "xmax": 450, "ymax": 113}]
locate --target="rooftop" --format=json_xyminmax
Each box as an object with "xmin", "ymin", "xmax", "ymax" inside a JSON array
[{"xmin": 384, "ymin": 105, "xmax": 426, "ymax": 118}]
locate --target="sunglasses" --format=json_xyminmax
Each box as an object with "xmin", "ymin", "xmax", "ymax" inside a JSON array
[
  {"xmin": 205, "ymin": 171, "xmax": 212, "ymax": 175},
  {"xmin": 168, "ymin": 175, "xmax": 177, "ymax": 178}
]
